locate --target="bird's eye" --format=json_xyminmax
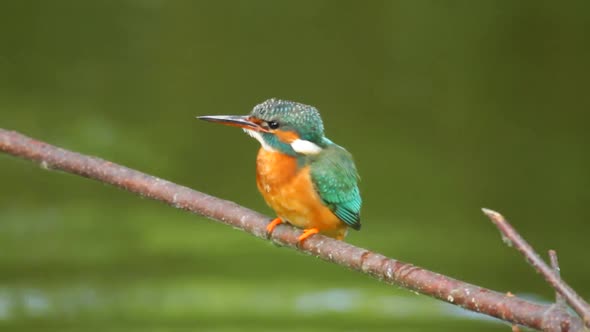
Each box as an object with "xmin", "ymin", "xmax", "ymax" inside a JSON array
[{"xmin": 267, "ymin": 121, "xmax": 280, "ymax": 129}]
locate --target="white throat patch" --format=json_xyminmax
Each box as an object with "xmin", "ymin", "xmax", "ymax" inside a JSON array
[
  {"xmin": 291, "ymin": 139, "xmax": 322, "ymax": 155},
  {"xmin": 244, "ymin": 129, "xmax": 322, "ymax": 155},
  {"xmin": 243, "ymin": 129, "xmax": 276, "ymax": 151}
]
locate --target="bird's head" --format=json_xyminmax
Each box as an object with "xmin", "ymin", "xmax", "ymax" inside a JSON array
[{"xmin": 198, "ymin": 98, "xmax": 325, "ymax": 156}]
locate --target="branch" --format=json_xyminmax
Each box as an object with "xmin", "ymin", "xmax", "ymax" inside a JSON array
[
  {"xmin": 549, "ymin": 250, "xmax": 567, "ymax": 308},
  {"xmin": 0, "ymin": 128, "xmax": 585, "ymax": 332},
  {"xmin": 483, "ymin": 209, "xmax": 590, "ymax": 328}
]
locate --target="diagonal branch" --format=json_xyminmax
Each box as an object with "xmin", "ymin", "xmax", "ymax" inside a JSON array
[
  {"xmin": 483, "ymin": 208, "xmax": 590, "ymax": 328},
  {"xmin": 0, "ymin": 128, "xmax": 586, "ymax": 332}
]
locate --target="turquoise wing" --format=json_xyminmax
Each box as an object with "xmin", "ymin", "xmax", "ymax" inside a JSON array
[{"xmin": 309, "ymin": 144, "xmax": 362, "ymax": 230}]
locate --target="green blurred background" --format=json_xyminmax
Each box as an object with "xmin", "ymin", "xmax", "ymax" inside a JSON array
[{"xmin": 1, "ymin": 1, "xmax": 588, "ymax": 331}]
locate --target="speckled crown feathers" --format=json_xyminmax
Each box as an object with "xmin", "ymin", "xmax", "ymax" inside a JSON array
[{"xmin": 250, "ymin": 98, "xmax": 325, "ymax": 143}]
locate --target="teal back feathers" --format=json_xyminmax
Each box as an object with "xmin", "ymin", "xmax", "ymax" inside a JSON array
[{"xmin": 308, "ymin": 142, "xmax": 362, "ymax": 230}]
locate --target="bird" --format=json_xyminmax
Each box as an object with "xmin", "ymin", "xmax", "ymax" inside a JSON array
[{"xmin": 197, "ymin": 98, "xmax": 361, "ymax": 242}]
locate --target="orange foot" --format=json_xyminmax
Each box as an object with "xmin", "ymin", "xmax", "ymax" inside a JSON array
[
  {"xmin": 298, "ymin": 228, "xmax": 319, "ymax": 243},
  {"xmin": 266, "ymin": 217, "xmax": 283, "ymax": 237}
]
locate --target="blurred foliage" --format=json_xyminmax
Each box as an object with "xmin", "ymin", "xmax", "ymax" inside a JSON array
[{"xmin": 0, "ymin": 1, "xmax": 589, "ymax": 331}]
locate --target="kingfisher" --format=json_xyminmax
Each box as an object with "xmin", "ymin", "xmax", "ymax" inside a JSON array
[{"xmin": 198, "ymin": 98, "xmax": 361, "ymax": 242}]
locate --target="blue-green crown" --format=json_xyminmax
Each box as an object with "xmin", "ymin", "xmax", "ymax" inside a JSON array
[{"xmin": 251, "ymin": 98, "xmax": 325, "ymax": 144}]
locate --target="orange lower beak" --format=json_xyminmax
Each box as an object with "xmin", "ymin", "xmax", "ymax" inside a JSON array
[{"xmin": 197, "ymin": 115, "xmax": 267, "ymax": 132}]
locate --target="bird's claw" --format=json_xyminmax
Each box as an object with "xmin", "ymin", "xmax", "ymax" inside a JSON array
[
  {"xmin": 297, "ymin": 228, "xmax": 319, "ymax": 243},
  {"xmin": 266, "ymin": 217, "xmax": 282, "ymax": 238}
]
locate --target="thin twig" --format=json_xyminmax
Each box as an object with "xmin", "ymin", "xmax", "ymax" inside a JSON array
[
  {"xmin": 550, "ymin": 250, "xmax": 567, "ymax": 308},
  {"xmin": 482, "ymin": 208, "xmax": 590, "ymax": 328},
  {"xmin": 0, "ymin": 128, "xmax": 586, "ymax": 332}
]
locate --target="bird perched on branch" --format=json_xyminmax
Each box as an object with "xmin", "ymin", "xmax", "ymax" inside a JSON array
[{"xmin": 198, "ymin": 98, "xmax": 361, "ymax": 242}]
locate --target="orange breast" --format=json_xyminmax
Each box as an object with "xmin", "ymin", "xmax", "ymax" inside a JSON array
[{"xmin": 255, "ymin": 148, "xmax": 347, "ymax": 239}]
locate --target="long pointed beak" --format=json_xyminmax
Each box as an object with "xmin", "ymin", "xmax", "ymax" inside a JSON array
[{"xmin": 196, "ymin": 115, "xmax": 266, "ymax": 132}]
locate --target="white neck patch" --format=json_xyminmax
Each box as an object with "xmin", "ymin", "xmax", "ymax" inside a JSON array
[
  {"xmin": 244, "ymin": 129, "xmax": 322, "ymax": 155},
  {"xmin": 291, "ymin": 139, "xmax": 322, "ymax": 155},
  {"xmin": 243, "ymin": 129, "xmax": 276, "ymax": 151}
]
